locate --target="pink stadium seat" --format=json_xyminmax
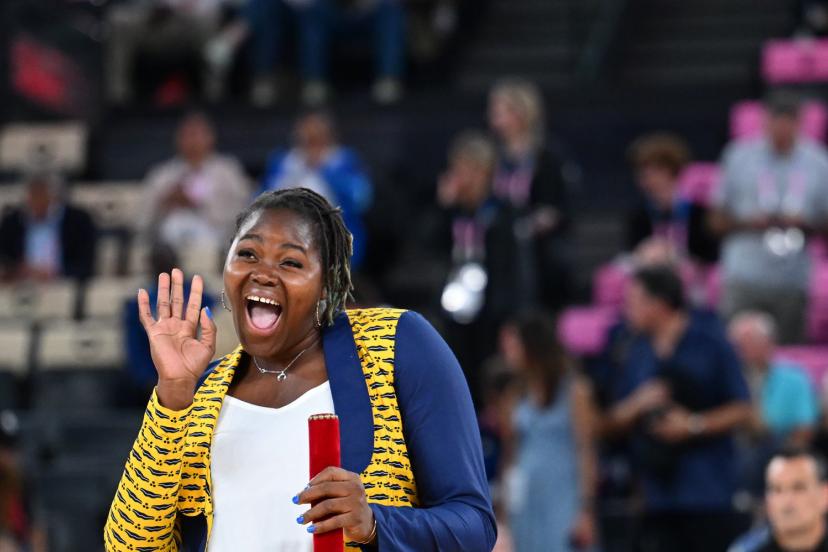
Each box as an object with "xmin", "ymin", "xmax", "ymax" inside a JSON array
[
  {"xmin": 802, "ymin": 101, "xmax": 828, "ymax": 141},
  {"xmin": 557, "ymin": 306, "xmax": 618, "ymax": 357},
  {"xmin": 775, "ymin": 346, "xmax": 828, "ymax": 391},
  {"xmin": 730, "ymin": 100, "xmax": 828, "ymax": 142},
  {"xmin": 811, "ymin": 39, "xmax": 828, "ymax": 80},
  {"xmin": 808, "ymin": 260, "xmax": 828, "ymax": 343},
  {"xmin": 730, "ymin": 101, "xmax": 765, "ymax": 140},
  {"xmin": 677, "ymin": 162, "xmax": 721, "ymax": 206},
  {"xmin": 593, "ymin": 263, "xmax": 629, "ymax": 308},
  {"xmin": 762, "ymin": 40, "xmax": 813, "ymax": 84}
]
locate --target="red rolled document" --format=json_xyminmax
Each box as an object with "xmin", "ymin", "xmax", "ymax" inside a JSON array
[{"xmin": 308, "ymin": 413, "xmax": 344, "ymax": 552}]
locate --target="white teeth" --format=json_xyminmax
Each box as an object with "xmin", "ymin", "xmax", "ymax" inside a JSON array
[{"xmin": 245, "ymin": 295, "xmax": 280, "ymax": 307}]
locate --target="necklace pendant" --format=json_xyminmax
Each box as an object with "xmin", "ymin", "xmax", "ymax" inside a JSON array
[{"xmin": 276, "ymin": 371, "xmax": 288, "ymax": 382}]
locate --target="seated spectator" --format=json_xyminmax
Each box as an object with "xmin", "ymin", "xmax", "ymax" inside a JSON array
[
  {"xmin": 488, "ymin": 78, "xmax": 575, "ymax": 311},
  {"xmin": 599, "ymin": 266, "xmax": 751, "ymax": 552},
  {"xmin": 729, "ymin": 312, "xmax": 818, "ymax": 446},
  {"xmin": 139, "ymin": 111, "xmax": 251, "ymax": 256},
  {"xmin": 730, "ymin": 448, "xmax": 828, "ymax": 552},
  {"xmin": 244, "ymin": 0, "xmax": 405, "ymax": 106},
  {"xmin": 500, "ymin": 312, "xmax": 597, "ymax": 552},
  {"xmin": 710, "ymin": 91, "xmax": 828, "ymax": 344},
  {"xmin": 259, "ymin": 111, "xmax": 372, "ymax": 269},
  {"xmin": 627, "ymin": 133, "xmax": 719, "ymax": 264},
  {"xmin": 122, "ymin": 242, "xmax": 215, "ymax": 405},
  {"xmin": 0, "ymin": 171, "xmax": 97, "ymax": 282},
  {"xmin": 105, "ymin": 0, "xmax": 239, "ymax": 104}
]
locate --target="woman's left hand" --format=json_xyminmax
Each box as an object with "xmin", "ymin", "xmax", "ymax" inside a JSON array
[{"xmin": 296, "ymin": 466, "xmax": 376, "ymax": 543}]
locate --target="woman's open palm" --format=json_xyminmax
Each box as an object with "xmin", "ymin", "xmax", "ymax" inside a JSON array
[{"xmin": 137, "ymin": 268, "xmax": 217, "ymax": 386}]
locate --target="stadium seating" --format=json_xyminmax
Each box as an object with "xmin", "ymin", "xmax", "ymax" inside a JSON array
[{"xmin": 0, "ymin": 280, "xmax": 78, "ymax": 322}]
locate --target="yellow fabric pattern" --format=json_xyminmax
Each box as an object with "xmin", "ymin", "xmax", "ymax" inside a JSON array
[
  {"xmin": 104, "ymin": 308, "xmax": 417, "ymax": 551},
  {"xmin": 345, "ymin": 308, "xmax": 419, "ymax": 549}
]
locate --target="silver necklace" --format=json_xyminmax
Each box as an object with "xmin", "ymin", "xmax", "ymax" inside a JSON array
[{"xmin": 252, "ymin": 346, "xmax": 312, "ymax": 382}]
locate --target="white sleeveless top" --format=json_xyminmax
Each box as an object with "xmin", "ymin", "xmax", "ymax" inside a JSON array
[{"xmin": 207, "ymin": 381, "xmax": 336, "ymax": 551}]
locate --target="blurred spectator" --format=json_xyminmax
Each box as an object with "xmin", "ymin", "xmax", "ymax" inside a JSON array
[
  {"xmin": 0, "ymin": 411, "xmax": 44, "ymax": 552},
  {"xmin": 139, "ymin": 111, "xmax": 250, "ymax": 256},
  {"xmin": 105, "ymin": 0, "xmax": 241, "ymax": 104},
  {"xmin": 488, "ymin": 78, "xmax": 573, "ymax": 311},
  {"xmin": 729, "ymin": 312, "xmax": 818, "ymax": 447},
  {"xmin": 730, "ymin": 448, "xmax": 828, "ymax": 552},
  {"xmin": 0, "ymin": 171, "xmax": 97, "ymax": 282},
  {"xmin": 259, "ymin": 110, "xmax": 372, "ymax": 269},
  {"xmin": 627, "ymin": 133, "xmax": 719, "ymax": 264},
  {"xmin": 245, "ymin": 0, "xmax": 405, "ymax": 106},
  {"xmin": 501, "ymin": 312, "xmax": 597, "ymax": 552},
  {"xmin": 404, "ymin": 131, "xmax": 518, "ymax": 404},
  {"xmin": 600, "ymin": 266, "xmax": 751, "ymax": 552},
  {"xmin": 710, "ymin": 92, "xmax": 828, "ymax": 344},
  {"xmin": 123, "ymin": 242, "xmax": 215, "ymax": 405}
]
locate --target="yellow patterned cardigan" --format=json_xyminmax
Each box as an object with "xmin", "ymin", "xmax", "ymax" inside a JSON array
[{"xmin": 104, "ymin": 308, "xmax": 418, "ymax": 551}]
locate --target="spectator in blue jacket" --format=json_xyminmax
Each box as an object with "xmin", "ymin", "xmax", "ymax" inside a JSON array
[{"xmin": 259, "ymin": 110, "xmax": 373, "ymax": 269}]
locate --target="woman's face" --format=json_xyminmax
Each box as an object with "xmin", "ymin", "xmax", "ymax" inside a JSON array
[
  {"xmin": 488, "ymin": 94, "xmax": 526, "ymax": 141},
  {"xmin": 224, "ymin": 208, "xmax": 324, "ymax": 359}
]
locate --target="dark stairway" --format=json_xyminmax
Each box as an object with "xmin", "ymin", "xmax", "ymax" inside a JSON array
[
  {"xmin": 619, "ymin": 0, "xmax": 796, "ymax": 92},
  {"xmin": 455, "ymin": 0, "xmax": 600, "ymax": 92}
]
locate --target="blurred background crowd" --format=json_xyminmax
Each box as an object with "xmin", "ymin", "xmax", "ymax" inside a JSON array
[{"xmin": 6, "ymin": 0, "xmax": 828, "ymax": 551}]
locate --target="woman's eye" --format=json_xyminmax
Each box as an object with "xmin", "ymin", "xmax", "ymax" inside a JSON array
[
  {"xmin": 238, "ymin": 249, "xmax": 256, "ymax": 259},
  {"xmin": 282, "ymin": 259, "xmax": 303, "ymax": 269}
]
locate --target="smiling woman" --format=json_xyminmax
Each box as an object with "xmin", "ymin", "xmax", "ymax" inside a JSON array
[{"xmin": 103, "ymin": 188, "xmax": 496, "ymax": 552}]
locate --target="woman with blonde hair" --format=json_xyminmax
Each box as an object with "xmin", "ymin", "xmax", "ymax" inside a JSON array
[{"xmin": 488, "ymin": 78, "xmax": 575, "ymax": 312}]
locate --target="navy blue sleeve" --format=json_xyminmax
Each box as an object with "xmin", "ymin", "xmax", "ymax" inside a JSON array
[
  {"xmin": 716, "ymin": 336, "xmax": 750, "ymax": 403},
  {"xmin": 367, "ymin": 311, "xmax": 497, "ymax": 551}
]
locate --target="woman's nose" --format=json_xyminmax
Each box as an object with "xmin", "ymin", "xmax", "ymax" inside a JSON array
[{"xmin": 251, "ymin": 269, "xmax": 278, "ymax": 286}]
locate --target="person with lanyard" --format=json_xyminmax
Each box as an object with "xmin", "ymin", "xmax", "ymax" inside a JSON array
[
  {"xmin": 488, "ymin": 77, "xmax": 575, "ymax": 312},
  {"xmin": 626, "ymin": 132, "xmax": 720, "ymax": 265},
  {"xmin": 103, "ymin": 187, "xmax": 495, "ymax": 551},
  {"xmin": 710, "ymin": 90, "xmax": 828, "ymax": 344},
  {"xmin": 415, "ymin": 130, "xmax": 520, "ymax": 406}
]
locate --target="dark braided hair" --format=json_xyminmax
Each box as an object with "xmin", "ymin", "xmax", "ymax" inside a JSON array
[{"xmin": 233, "ymin": 188, "xmax": 354, "ymax": 326}]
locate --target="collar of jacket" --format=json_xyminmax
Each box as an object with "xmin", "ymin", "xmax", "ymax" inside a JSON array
[{"xmin": 177, "ymin": 309, "xmax": 376, "ymax": 537}]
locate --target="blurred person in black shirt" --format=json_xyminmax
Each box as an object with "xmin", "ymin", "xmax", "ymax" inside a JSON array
[
  {"xmin": 730, "ymin": 448, "xmax": 828, "ymax": 552},
  {"xmin": 402, "ymin": 130, "xmax": 520, "ymax": 405},
  {"xmin": 488, "ymin": 78, "xmax": 574, "ymax": 311},
  {"xmin": 0, "ymin": 171, "xmax": 97, "ymax": 282},
  {"xmin": 627, "ymin": 133, "xmax": 719, "ymax": 265}
]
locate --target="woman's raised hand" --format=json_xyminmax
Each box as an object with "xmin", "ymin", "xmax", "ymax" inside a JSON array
[{"xmin": 137, "ymin": 268, "xmax": 217, "ymax": 410}]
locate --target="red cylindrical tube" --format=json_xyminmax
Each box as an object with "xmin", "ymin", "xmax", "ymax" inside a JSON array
[{"xmin": 308, "ymin": 413, "xmax": 344, "ymax": 552}]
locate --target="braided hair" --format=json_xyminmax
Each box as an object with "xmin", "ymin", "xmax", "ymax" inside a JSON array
[{"xmin": 233, "ymin": 188, "xmax": 354, "ymax": 326}]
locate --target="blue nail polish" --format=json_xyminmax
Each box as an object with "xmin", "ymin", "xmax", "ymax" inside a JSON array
[
  {"xmin": 205, "ymin": 306, "xmax": 213, "ymax": 320},
  {"xmin": 296, "ymin": 515, "xmax": 304, "ymax": 524},
  {"xmin": 307, "ymin": 525, "xmax": 316, "ymax": 534},
  {"xmin": 292, "ymin": 495, "xmax": 299, "ymax": 504}
]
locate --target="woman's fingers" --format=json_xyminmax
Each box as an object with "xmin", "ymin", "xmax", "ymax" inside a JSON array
[
  {"xmin": 171, "ymin": 268, "xmax": 185, "ymax": 319},
  {"xmin": 297, "ymin": 481, "xmax": 352, "ymax": 505},
  {"xmin": 299, "ymin": 497, "xmax": 352, "ymax": 525},
  {"xmin": 137, "ymin": 288, "xmax": 155, "ymax": 330},
  {"xmin": 308, "ymin": 466, "xmax": 353, "ymax": 486},
  {"xmin": 199, "ymin": 307, "xmax": 217, "ymax": 352},
  {"xmin": 157, "ymin": 272, "xmax": 171, "ymax": 319},
  {"xmin": 185, "ymin": 275, "xmax": 204, "ymax": 326},
  {"xmin": 304, "ymin": 512, "xmax": 360, "ymax": 537}
]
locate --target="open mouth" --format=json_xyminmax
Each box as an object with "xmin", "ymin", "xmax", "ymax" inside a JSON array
[{"xmin": 245, "ymin": 295, "xmax": 283, "ymax": 332}]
